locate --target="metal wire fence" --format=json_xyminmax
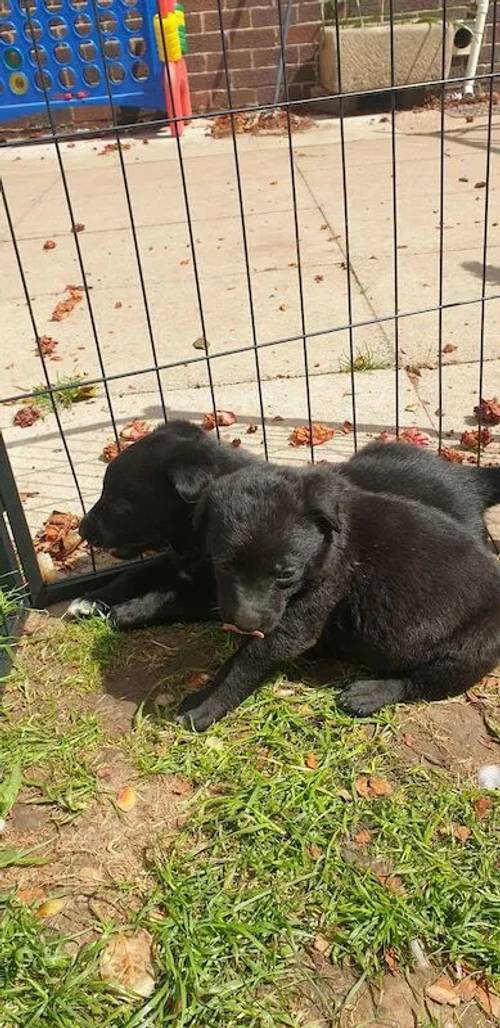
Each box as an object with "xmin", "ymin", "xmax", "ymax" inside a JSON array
[{"xmin": 0, "ymin": 0, "xmax": 498, "ymax": 619}]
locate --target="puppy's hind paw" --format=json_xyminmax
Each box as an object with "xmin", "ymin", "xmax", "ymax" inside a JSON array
[
  {"xmin": 338, "ymin": 678, "xmax": 406, "ymax": 717},
  {"xmin": 66, "ymin": 597, "xmax": 111, "ymax": 621}
]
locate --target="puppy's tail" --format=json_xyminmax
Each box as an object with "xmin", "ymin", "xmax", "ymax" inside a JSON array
[{"xmin": 476, "ymin": 465, "xmax": 500, "ymax": 508}]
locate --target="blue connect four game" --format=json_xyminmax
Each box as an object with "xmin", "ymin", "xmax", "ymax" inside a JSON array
[{"xmin": 0, "ymin": 0, "xmax": 165, "ymax": 122}]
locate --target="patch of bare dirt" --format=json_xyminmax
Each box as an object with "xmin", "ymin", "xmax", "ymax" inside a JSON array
[
  {"xmin": 291, "ymin": 958, "xmax": 498, "ymax": 1027},
  {"xmin": 345, "ymin": 967, "xmax": 497, "ymax": 1027},
  {"xmin": 96, "ymin": 624, "xmax": 224, "ymax": 736},
  {"xmin": 2, "ymin": 748, "xmax": 191, "ymax": 941},
  {"xmin": 396, "ymin": 678, "xmax": 500, "ymax": 776}
]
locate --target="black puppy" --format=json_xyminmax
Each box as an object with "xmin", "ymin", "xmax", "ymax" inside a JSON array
[
  {"xmin": 69, "ymin": 420, "xmax": 254, "ymax": 628},
  {"xmin": 177, "ymin": 458, "xmax": 500, "ymax": 730},
  {"xmin": 71, "ymin": 431, "xmax": 499, "ymax": 630}
]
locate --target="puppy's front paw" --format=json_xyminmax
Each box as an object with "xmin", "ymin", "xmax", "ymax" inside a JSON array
[
  {"xmin": 66, "ymin": 597, "xmax": 111, "ymax": 621},
  {"xmin": 175, "ymin": 701, "xmax": 218, "ymax": 733},
  {"xmin": 175, "ymin": 685, "xmax": 218, "ymax": 732},
  {"xmin": 338, "ymin": 679, "xmax": 405, "ymax": 716}
]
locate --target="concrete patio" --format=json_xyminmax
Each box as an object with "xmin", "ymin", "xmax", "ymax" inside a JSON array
[{"xmin": 0, "ymin": 105, "xmax": 499, "ymax": 543}]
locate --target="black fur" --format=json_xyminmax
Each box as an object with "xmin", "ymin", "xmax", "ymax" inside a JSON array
[
  {"xmin": 70, "ymin": 420, "xmax": 251, "ymax": 627},
  {"xmin": 177, "ymin": 457, "xmax": 500, "ymax": 730}
]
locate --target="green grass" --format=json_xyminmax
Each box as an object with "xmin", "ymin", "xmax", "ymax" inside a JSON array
[
  {"xmin": 30, "ymin": 373, "xmax": 99, "ymax": 412},
  {"xmin": 339, "ymin": 346, "xmax": 391, "ymax": 373},
  {"xmin": 0, "ymin": 618, "xmax": 498, "ymax": 1026}
]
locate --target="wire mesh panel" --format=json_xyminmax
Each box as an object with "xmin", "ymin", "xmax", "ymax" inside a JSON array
[{"xmin": 0, "ymin": 0, "xmax": 498, "ymax": 605}]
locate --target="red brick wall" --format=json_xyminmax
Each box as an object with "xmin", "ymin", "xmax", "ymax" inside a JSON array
[
  {"xmin": 185, "ymin": 0, "xmax": 498, "ymax": 113},
  {"xmin": 185, "ymin": 0, "xmax": 322, "ymax": 112}
]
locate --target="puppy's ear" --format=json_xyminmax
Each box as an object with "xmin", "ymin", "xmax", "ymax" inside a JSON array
[
  {"xmin": 304, "ymin": 469, "xmax": 343, "ymax": 535},
  {"xmin": 168, "ymin": 451, "xmax": 216, "ymax": 503}
]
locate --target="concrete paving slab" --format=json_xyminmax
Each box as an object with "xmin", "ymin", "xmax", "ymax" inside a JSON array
[{"xmin": 1, "ymin": 108, "xmax": 499, "ymax": 556}]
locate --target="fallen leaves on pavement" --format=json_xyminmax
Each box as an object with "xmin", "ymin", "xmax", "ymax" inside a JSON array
[
  {"xmin": 202, "ymin": 410, "xmax": 237, "ymax": 430},
  {"xmin": 50, "ymin": 284, "xmax": 83, "ymax": 322},
  {"xmin": 461, "ymin": 427, "xmax": 493, "ymax": 451},
  {"xmin": 34, "ymin": 510, "xmax": 82, "ymax": 565},
  {"xmin": 289, "ymin": 422, "xmax": 334, "ymax": 447},
  {"xmin": 474, "ymin": 396, "xmax": 500, "ymax": 425},
  {"xmin": 13, "ymin": 406, "xmax": 42, "ymax": 428}
]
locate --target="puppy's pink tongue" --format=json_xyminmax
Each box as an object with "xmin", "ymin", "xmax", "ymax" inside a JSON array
[{"xmin": 222, "ymin": 623, "xmax": 265, "ymax": 640}]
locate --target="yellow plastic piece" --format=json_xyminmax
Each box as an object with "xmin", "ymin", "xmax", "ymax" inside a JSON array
[{"xmin": 153, "ymin": 12, "xmax": 182, "ymax": 63}]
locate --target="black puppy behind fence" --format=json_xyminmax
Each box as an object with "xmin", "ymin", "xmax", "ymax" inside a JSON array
[{"xmin": 0, "ymin": 0, "xmax": 498, "ymax": 647}]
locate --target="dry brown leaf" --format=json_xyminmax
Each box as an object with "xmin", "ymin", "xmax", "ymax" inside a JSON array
[
  {"xmin": 425, "ymin": 977, "xmax": 460, "ymax": 1006},
  {"xmin": 36, "ymin": 897, "xmax": 64, "ymax": 919},
  {"xmin": 34, "ymin": 510, "xmax": 82, "ymax": 563},
  {"xmin": 384, "ymin": 947, "xmax": 399, "ymax": 973},
  {"xmin": 308, "ymin": 844, "xmax": 324, "ymax": 861},
  {"xmin": 476, "ymin": 984, "xmax": 500, "ymax": 1018},
  {"xmin": 440, "ymin": 446, "xmax": 464, "ymax": 463},
  {"xmin": 72, "ymin": 222, "xmax": 85, "ymax": 233},
  {"xmin": 289, "ymin": 422, "xmax": 335, "ymax": 447},
  {"xmin": 354, "ymin": 776, "xmax": 371, "ymax": 799},
  {"xmin": 17, "ymin": 887, "xmax": 45, "ymax": 904},
  {"xmin": 202, "ymin": 410, "xmax": 237, "ymax": 431},
  {"xmin": 369, "ymin": 776, "xmax": 393, "ymax": 797},
  {"xmin": 101, "ymin": 441, "xmax": 130, "ymax": 463},
  {"xmin": 170, "ymin": 777, "xmax": 192, "ymax": 796},
  {"xmin": 210, "ymin": 110, "xmax": 313, "ymax": 139},
  {"xmin": 312, "ymin": 933, "xmax": 331, "ymax": 955},
  {"xmin": 115, "ymin": 785, "xmax": 137, "ymax": 812},
  {"xmin": 120, "ymin": 420, "xmax": 152, "ymax": 443},
  {"xmin": 452, "ymin": 823, "xmax": 471, "ymax": 843},
  {"xmin": 246, "ymin": 424, "xmax": 258, "ymax": 434},
  {"xmin": 473, "ymin": 795, "xmax": 493, "ymax": 819},
  {"xmin": 474, "ymin": 396, "xmax": 500, "ymax": 425},
  {"xmin": 442, "ymin": 343, "xmax": 458, "ymax": 353},
  {"xmin": 51, "ymin": 284, "xmax": 83, "ymax": 322},
  {"xmin": 13, "ymin": 406, "xmax": 42, "ymax": 428},
  {"xmin": 461, "ymin": 428, "xmax": 493, "ymax": 451},
  {"xmin": 98, "ymin": 142, "xmax": 131, "ymax": 156},
  {"xmin": 305, "ymin": 752, "xmax": 319, "ymax": 770},
  {"xmin": 231, "ymin": 438, "xmax": 241, "ymax": 448},
  {"xmin": 355, "ymin": 775, "xmax": 393, "ymax": 799},
  {"xmin": 186, "ymin": 672, "xmax": 210, "ymax": 689},
  {"xmin": 278, "ymin": 303, "xmax": 288, "ymax": 311},
  {"xmin": 377, "ymin": 874, "xmax": 406, "ymax": 895},
  {"xmin": 342, "ymin": 420, "xmax": 353, "ymax": 434},
  {"xmin": 114, "ymin": 301, "xmax": 123, "ymax": 309},
  {"xmin": 314, "ymin": 274, "xmax": 324, "ymax": 283},
  {"xmin": 37, "ymin": 335, "xmax": 58, "ymax": 357},
  {"xmin": 43, "ymin": 239, "xmax": 56, "ymax": 250},
  {"xmin": 455, "ymin": 976, "xmax": 479, "ymax": 1002},
  {"xmin": 100, "ymin": 931, "xmax": 155, "ymax": 997},
  {"xmin": 353, "ymin": 828, "xmax": 372, "ymax": 846}
]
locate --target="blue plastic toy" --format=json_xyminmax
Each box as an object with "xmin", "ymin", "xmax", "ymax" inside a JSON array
[{"xmin": 0, "ymin": 0, "xmax": 165, "ymax": 123}]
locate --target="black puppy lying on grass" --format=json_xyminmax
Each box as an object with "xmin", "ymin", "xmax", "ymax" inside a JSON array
[
  {"xmin": 71, "ymin": 418, "xmax": 500, "ymax": 627},
  {"xmin": 71, "ymin": 422, "xmax": 499, "ymax": 633},
  {"xmin": 176, "ymin": 457, "xmax": 500, "ymax": 730},
  {"xmin": 70, "ymin": 420, "xmax": 253, "ymax": 628}
]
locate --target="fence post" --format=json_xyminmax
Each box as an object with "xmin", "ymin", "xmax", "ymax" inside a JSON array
[{"xmin": 0, "ymin": 432, "xmax": 46, "ymax": 609}]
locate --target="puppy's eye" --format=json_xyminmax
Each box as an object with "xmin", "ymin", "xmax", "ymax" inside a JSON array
[{"xmin": 275, "ymin": 567, "xmax": 296, "ymax": 588}]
